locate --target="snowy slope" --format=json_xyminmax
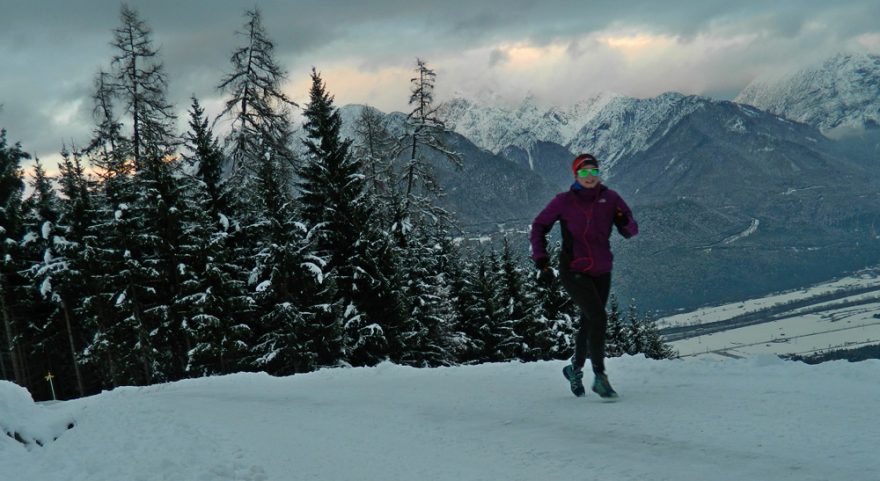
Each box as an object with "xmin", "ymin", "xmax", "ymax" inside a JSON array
[
  {"xmin": 3, "ymin": 358, "xmax": 879, "ymax": 481},
  {"xmin": 735, "ymin": 53, "xmax": 880, "ymax": 135}
]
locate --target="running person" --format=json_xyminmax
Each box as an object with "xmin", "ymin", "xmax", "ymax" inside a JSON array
[{"xmin": 530, "ymin": 153, "xmax": 639, "ymax": 398}]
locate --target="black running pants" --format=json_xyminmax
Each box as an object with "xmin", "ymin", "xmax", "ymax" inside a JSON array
[{"xmin": 559, "ymin": 270, "xmax": 611, "ymax": 375}]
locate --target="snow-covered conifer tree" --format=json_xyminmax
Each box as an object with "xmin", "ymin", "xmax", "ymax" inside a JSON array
[
  {"xmin": 525, "ymin": 242, "xmax": 576, "ymax": 360},
  {"xmin": 297, "ymin": 69, "xmax": 409, "ymax": 366},
  {"xmin": 624, "ymin": 301, "xmax": 646, "ymax": 356},
  {"xmin": 247, "ymin": 139, "xmax": 335, "ymax": 373},
  {"xmin": 642, "ymin": 314, "xmax": 677, "ymax": 360},
  {"xmin": 183, "ymin": 97, "xmax": 226, "ymax": 216},
  {"xmin": 19, "ymin": 157, "xmax": 80, "ymax": 398},
  {"xmin": 0, "ymin": 130, "xmax": 30, "ymax": 386},
  {"xmin": 495, "ymin": 237, "xmax": 540, "ymax": 360},
  {"xmin": 180, "ymin": 97, "xmax": 254, "ymax": 376},
  {"xmin": 460, "ymin": 252, "xmax": 518, "ymax": 362},
  {"xmin": 604, "ymin": 295, "xmax": 626, "ymax": 358}
]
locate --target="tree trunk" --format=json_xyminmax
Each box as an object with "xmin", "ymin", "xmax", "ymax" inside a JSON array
[
  {"xmin": 128, "ymin": 24, "xmax": 141, "ymax": 165},
  {"xmin": 129, "ymin": 287, "xmax": 153, "ymax": 385},
  {"xmin": 0, "ymin": 335, "xmax": 7, "ymax": 380},
  {"xmin": 0, "ymin": 278, "xmax": 25, "ymax": 386},
  {"xmin": 62, "ymin": 299, "xmax": 86, "ymax": 397}
]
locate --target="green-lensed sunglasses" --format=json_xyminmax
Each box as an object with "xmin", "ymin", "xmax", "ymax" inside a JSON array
[{"xmin": 577, "ymin": 168, "xmax": 600, "ymax": 178}]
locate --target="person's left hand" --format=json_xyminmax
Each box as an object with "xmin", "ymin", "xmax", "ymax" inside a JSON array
[{"xmin": 614, "ymin": 208, "xmax": 628, "ymax": 228}]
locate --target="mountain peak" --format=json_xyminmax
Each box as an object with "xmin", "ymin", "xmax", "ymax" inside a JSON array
[{"xmin": 735, "ymin": 52, "xmax": 880, "ymax": 135}]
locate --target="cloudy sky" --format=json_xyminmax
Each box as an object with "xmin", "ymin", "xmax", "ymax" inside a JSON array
[{"xmin": 1, "ymin": 0, "xmax": 879, "ymax": 171}]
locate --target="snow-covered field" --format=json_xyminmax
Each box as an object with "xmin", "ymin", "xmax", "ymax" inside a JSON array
[
  {"xmin": 3, "ymin": 357, "xmax": 878, "ymax": 481},
  {"xmin": 659, "ymin": 270, "xmax": 880, "ymax": 359},
  {"xmin": 658, "ymin": 270, "xmax": 880, "ymax": 329},
  {"xmin": 672, "ymin": 303, "xmax": 880, "ymax": 359}
]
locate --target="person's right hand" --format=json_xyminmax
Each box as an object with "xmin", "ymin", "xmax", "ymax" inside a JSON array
[{"xmin": 535, "ymin": 258, "xmax": 555, "ymax": 285}]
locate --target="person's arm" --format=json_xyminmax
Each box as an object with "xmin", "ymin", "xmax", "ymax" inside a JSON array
[
  {"xmin": 613, "ymin": 195, "xmax": 639, "ymax": 238},
  {"xmin": 530, "ymin": 195, "xmax": 564, "ymax": 262}
]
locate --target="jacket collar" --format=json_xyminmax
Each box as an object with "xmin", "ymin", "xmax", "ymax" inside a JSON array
[{"xmin": 570, "ymin": 182, "xmax": 606, "ymax": 201}]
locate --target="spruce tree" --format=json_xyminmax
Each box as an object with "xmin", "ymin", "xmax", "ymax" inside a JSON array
[
  {"xmin": 604, "ymin": 295, "xmax": 626, "ymax": 358},
  {"xmin": 78, "ymin": 70, "xmax": 135, "ymax": 389},
  {"xmin": 47, "ymin": 146, "xmax": 96, "ymax": 396},
  {"xmin": 0, "ymin": 130, "xmax": 30, "ymax": 386},
  {"xmin": 114, "ymin": 4, "xmax": 193, "ymax": 382},
  {"xmin": 76, "ymin": 5, "xmax": 198, "ymax": 385},
  {"xmin": 180, "ymin": 97, "xmax": 254, "ymax": 375},
  {"xmin": 526, "ymin": 242, "xmax": 576, "ymax": 360},
  {"xmin": 624, "ymin": 301, "xmax": 646, "ymax": 356},
  {"xmin": 248, "ymin": 140, "xmax": 333, "ymax": 373},
  {"xmin": 495, "ymin": 237, "xmax": 541, "ymax": 360},
  {"xmin": 23, "ymin": 157, "xmax": 59, "ymax": 224},
  {"xmin": 446, "ymin": 251, "xmax": 486, "ymax": 363},
  {"xmin": 642, "ymin": 314, "xmax": 677, "ymax": 360},
  {"xmin": 183, "ymin": 96, "xmax": 225, "ymax": 216},
  {"xmin": 463, "ymin": 252, "xmax": 518, "ymax": 362},
  {"xmin": 297, "ymin": 69, "xmax": 409, "ymax": 366},
  {"xmin": 393, "ymin": 232, "xmax": 457, "ymax": 366},
  {"xmin": 20, "ymin": 158, "xmax": 75, "ymax": 398},
  {"xmin": 451, "ymin": 243, "xmax": 573, "ymax": 365}
]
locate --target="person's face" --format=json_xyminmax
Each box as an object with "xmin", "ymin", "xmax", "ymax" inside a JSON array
[{"xmin": 575, "ymin": 166, "xmax": 601, "ymax": 188}]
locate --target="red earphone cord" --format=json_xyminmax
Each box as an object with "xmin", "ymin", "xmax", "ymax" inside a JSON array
[{"xmin": 569, "ymin": 192, "xmax": 595, "ymax": 271}]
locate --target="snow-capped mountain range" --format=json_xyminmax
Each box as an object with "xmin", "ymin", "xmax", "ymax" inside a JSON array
[
  {"xmin": 436, "ymin": 53, "xmax": 880, "ymax": 177},
  {"xmin": 735, "ymin": 53, "xmax": 880, "ymax": 135},
  {"xmin": 437, "ymin": 92, "xmax": 617, "ymax": 165},
  {"xmin": 438, "ymin": 91, "xmax": 713, "ymax": 177}
]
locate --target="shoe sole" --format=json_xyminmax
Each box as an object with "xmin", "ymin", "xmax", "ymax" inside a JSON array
[
  {"xmin": 596, "ymin": 394, "xmax": 620, "ymax": 403},
  {"xmin": 592, "ymin": 386, "xmax": 620, "ymax": 402}
]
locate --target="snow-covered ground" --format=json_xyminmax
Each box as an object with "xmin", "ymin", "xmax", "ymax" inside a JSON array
[{"xmin": 2, "ymin": 357, "xmax": 878, "ymax": 481}]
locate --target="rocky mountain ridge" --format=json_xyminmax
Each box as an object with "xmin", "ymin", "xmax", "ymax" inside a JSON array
[{"xmin": 735, "ymin": 53, "xmax": 880, "ymax": 136}]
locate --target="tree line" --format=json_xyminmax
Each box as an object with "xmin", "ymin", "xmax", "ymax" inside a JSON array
[{"xmin": 0, "ymin": 6, "xmax": 674, "ymax": 400}]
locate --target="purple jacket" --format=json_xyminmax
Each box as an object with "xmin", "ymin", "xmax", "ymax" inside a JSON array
[{"xmin": 530, "ymin": 183, "xmax": 638, "ymax": 276}]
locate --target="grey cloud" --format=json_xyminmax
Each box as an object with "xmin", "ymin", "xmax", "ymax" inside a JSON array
[
  {"xmin": 1, "ymin": 0, "xmax": 879, "ymax": 166},
  {"xmin": 488, "ymin": 48, "xmax": 509, "ymax": 67}
]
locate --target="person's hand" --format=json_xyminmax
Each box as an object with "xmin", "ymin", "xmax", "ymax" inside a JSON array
[
  {"xmin": 614, "ymin": 208, "xmax": 629, "ymax": 228},
  {"xmin": 537, "ymin": 268, "xmax": 555, "ymax": 285},
  {"xmin": 534, "ymin": 258, "xmax": 555, "ymax": 285}
]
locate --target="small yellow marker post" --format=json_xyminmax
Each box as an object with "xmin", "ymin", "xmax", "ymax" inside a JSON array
[{"xmin": 45, "ymin": 371, "xmax": 57, "ymax": 401}]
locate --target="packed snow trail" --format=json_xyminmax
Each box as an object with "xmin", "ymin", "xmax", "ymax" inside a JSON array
[{"xmin": 2, "ymin": 356, "xmax": 878, "ymax": 481}]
